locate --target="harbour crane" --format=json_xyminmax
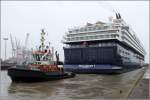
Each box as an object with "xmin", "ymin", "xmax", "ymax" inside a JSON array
[
  {"xmin": 24, "ymin": 33, "xmax": 29, "ymax": 51},
  {"xmin": 10, "ymin": 34, "xmax": 15, "ymax": 57},
  {"xmin": 23, "ymin": 33, "xmax": 30, "ymax": 59}
]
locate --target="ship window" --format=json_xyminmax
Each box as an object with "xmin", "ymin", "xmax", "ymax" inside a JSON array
[
  {"xmin": 76, "ymin": 37, "xmax": 79, "ymax": 40},
  {"xmin": 92, "ymin": 27, "xmax": 95, "ymax": 31},
  {"xmin": 88, "ymin": 28, "xmax": 92, "ymax": 31},
  {"xmin": 97, "ymin": 27, "xmax": 101, "ymax": 30},
  {"xmin": 99, "ymin": 43, "xmax": 101, "ymax": 46},
  {"xmin": 80, "ymin": 28, "xmax": 84, "ymax": 32},
  {"xmin": 96, "ymin": 27, "xmax": 99, "ymax": 30},
  {"xmin": 104, "ymin": 26, "xmax": 108, "ymax": 29},
  {"xmin": 82, "ymin": 37, "xmax": 85, "ymax": 40},
  {"xmin": 84, "ymin": 37, "xmax": 87, "ymax": 40},
  {"xmin": 80, "ymin": 37, "xmax": 83, "ymax": 40},
  {"xmin": 67, "ymin": 38, "xmax": 70, "ymax": 41},
  {"xmin": 84, "ymin": 28, "xmax": 87, "ymax": 31},
  {"xmin": 103, "ymin": 35, "xmax": 106, "ymax": 38},
  {"xmin": 74, "ymin": 30, "xmax": 77, "ymax": 33},
  {"xmin": 108, "ymin": 43, "xmax": 111, "ymax": 46},
  {"xmin": 111, "ymin": 34, "xmax": 114, "ymax": 38},
  {"xmin": 122, "ymin": 51, "xmax": 124, "ymax": 53},
  {"xmin": 119, "ymin": 50, "xmax": 121, "ymax": 53},
  {"xmin": 102, "ymin": 43, "xmax": 106, "ymax": 46},
  {"xmin": 94, "ymin": 36, "xmax": 97, "ymax": 39},
  {"xmin": 112, "ymin": 43, "xmax": 114, "ymax": 46},
  {"xmin": 71, "ymin": 38, "xmax": 74, "ymax": 41},
  {"xmin": 93, "ymin": 27, "xmax": 96, "ymax": 30},
  {"xmin": 69, "ymin": 31, "xmax": 72, "ymax": 33},
  {"xmin": 86, "ymin": 28, "xmax": 89, "ymax": 31},
  {"xmin": 86, "ymin": 36, "xmax": 89, "ymax": 40}
]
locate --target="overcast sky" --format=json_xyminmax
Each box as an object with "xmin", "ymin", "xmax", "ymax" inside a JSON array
[{"xmin": 1, "ymin": 1, "xmax": 149, "ymax": 63}]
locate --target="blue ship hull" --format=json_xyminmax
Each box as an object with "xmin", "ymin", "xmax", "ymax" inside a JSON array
[{"xmin": 63, "ymin": 40, "xmax": 144, "ymax": 74}]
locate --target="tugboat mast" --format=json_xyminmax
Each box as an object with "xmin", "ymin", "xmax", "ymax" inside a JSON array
[{"xmin": 40, "ymin": 29, "xmax": 46, "ymax": 51}]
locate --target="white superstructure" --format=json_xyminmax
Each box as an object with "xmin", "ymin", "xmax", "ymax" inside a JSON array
[{"xmin": 62, "ymin": 13, "xmax": 145, "ymax": 56}]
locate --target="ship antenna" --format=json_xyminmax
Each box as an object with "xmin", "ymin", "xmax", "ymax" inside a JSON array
[
  {"xmin": 41, "ymin": 29, "xmax": 46, "ymax": 51},
  {"xmin": 55, "ymin": 51, "xmax": 59, "ymax": 64}
]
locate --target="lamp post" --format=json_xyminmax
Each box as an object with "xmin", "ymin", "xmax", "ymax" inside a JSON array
[{"xmin": 3, "ymin": 38, "xmax": 8, "ymax": 61}]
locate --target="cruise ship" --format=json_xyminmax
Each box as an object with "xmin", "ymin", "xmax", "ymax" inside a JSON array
[{"xmin": 62, "ymin": 13, "xmax": 146, "ymax": 74}]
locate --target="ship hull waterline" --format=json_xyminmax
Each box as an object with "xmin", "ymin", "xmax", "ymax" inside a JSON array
[{"xmin": 63, "ymin": 64, "xmax": 142, "ymax": 74}]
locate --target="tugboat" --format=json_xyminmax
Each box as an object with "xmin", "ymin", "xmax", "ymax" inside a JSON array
[{"xmin": 8, "ymin": 29, "xmax": 75, "ymax": 82}]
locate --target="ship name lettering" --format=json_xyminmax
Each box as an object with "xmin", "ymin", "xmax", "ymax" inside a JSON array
[{"xmin": 79, "ymin": 65, "xmax": 95, "ymax": 68}]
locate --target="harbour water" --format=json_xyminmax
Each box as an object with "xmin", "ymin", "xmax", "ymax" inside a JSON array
[{"xmin": 0, "ymin": 67, "xmax": 149, "ymax": 100}]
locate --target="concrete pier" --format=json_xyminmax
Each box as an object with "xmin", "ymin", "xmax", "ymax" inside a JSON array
[
  {"xmin": 128, "ymin": 64, "xmax": 149, "ymax": 99},
  {"xmin": 102, "ymin": 66, "xmax": 149, "ymax": 99}
]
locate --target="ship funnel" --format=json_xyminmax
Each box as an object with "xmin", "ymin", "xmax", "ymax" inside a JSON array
[
  {"xmin": 116, "ymin": 13, "xmax": 119, "ymax": 19},
  {"xmin": 118, "ymin": 13, "xmax": 121, "ymax": 19},
  {"xmin": 115, "ymin": 13, "xmax": 121, "ymax": 19}
]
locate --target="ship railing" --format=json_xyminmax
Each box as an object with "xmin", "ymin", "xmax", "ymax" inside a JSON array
[
  {"xmin": 122, "ymin": 38, "xmax": 144, "ymax": 55},
  {"xmin": 63, "ymin": 33, "xmax": 119, "ymax": 42},
  {"xmin": 121, "ymin": 32, "xmax": 145, "ymax": 55},
  {"xmin": 122, "ymin": 29, "xmax": 144, "ymax": 52},
  {"xmin": 66, "ymin": 29, "xmax": 119, "ymax": 38},
  {"xmin": 67, "ymin": 28, "xmax": 119, "ymax": 34},
  {"xmin": 64, "ymin": 43, "xmax": 117, "ymax": 48}
]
